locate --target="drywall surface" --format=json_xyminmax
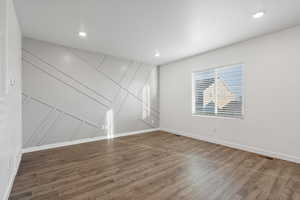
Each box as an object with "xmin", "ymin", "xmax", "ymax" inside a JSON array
[
  {"xmin": 160, "ymin": 26, "xmax": 300, "ymax": 162},
  {"xmin": 0, "ymin": 0, "xmax": 22, "ymax": 199},
  {"xmin": 22, "ymin": 38, "xmax": 159, "ymax": 148}
]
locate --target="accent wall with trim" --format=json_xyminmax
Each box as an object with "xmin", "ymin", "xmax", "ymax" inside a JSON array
[{"xmin": 22, "ymin": 37, "xmax": 159, "ymax": 148}]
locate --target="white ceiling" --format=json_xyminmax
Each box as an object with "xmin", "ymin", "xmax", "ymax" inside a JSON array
[{"xmin": 14, "ymin": 0, "xmax": 300, "ymax": 65}]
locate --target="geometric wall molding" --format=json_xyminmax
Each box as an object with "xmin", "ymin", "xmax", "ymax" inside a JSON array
[
  {"xmin": 22, "ymin": 93, "xmax": 106, "ymax": 148},
  {"xmin": 22, "ymin": 37, "xmax": 159, "ymax": 148}
]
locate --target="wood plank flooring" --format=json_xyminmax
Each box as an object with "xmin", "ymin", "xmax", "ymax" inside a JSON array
[{"xmin": 9, "ymin": 131, "xmax": 300, "ymax": 200}]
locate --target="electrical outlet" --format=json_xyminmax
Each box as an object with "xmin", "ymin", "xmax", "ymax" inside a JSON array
[{"xmin": 10, "ymin": 79, "xmax": 16, "ymax": 86}]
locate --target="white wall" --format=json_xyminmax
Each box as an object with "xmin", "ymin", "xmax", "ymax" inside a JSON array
[
  {"xmin": 160, "ymin": 26, "xmax": 300, "ymax": 163},
  {"xmin": 0, "ymin": 0, "xmax": 22, "ymax": 199},
  {"xmin": 22, "ymin": 38, "xmax": 159, "ymax": 148}
]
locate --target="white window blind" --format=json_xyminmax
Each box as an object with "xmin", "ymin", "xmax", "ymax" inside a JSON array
[{"xmin": 192, "ymin": 64, "xmax": 243, "ymax": 118}]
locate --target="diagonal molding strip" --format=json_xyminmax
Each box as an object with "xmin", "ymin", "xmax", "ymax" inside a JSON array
[
  {"xmin": 21, "ymin": 39, "xmax": 160, "ymax": 148},
  {"xmin": 23, "ymin": 49, "xmax": 112, "ymax": 104},
  {"xmin": 23, "ymin": 59, "xmax": 110, "ymax": 109},
  {"xmin": 23, "ymin": 53, "xmax": 160, "ymax": 121},
  {"xmin": 67, "ymin": 48, "xmax": 160, "ymax": 114},
  {"xmin": 140, "ymin": 119, "xmax": 156, "ymax": 129},
  {"xmin": 38, "ymin": 111, "xmax": 64, "ymax": 146},
  {"xmin": 24, "ymin": 48, "xmax": 160, "ymax": 115},
  {"xmin": 23, "ymin": 93, "xmax": 102, "ymax": 129},
  {"xmin": 25, "ymin": 108, "xmax": 56, "ymax": 147}
]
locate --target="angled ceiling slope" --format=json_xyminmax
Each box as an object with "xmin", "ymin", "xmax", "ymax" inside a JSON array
[{"xmin": 14, "ymin": 0, "xmax": 300, "ymax": 65}]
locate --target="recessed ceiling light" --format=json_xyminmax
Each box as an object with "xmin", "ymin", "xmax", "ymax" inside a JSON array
[
  {"xmin": 78, "ymin": 31, "xmax": 87, "ymax": 38},
  {"xmin": 252, "ymin": 11, "xmax": 265, "ymax": 19},
  {"xmin": 155, "ymin": 50, "xmax": 160, "ymax": 57}
]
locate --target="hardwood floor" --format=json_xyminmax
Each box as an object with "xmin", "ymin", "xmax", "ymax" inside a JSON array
[{"xmin": 9, "ymin": 131, "xmax": 300, "ymax": 200}]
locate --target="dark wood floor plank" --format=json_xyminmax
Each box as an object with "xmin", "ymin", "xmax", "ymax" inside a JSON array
[{"xmin": 9, "ymin": 131, "xmax": 300, "ymax": 200}]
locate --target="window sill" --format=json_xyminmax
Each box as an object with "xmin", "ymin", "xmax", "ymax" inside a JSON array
[{"xmin": 192, "ymin": 114, "xmax": 244, "ymax": 120}]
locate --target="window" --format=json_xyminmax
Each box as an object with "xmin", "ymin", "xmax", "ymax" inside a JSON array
[{"xmin": 192, "ymin": 64, "xmax": 243, "ymax": 118}]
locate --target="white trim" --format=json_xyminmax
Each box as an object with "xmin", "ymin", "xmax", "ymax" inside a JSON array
[
  {"xmin": 160, "ymin": 128, "xmax": 300, "ymax": 164},
  {"xmin": 113, "ymin": 128, "xmax": 159, "ymax": 138},
  {"xmin": 4, "ymin": 128, "xmax": 159, "ymax": 198},
  {"xmin": 3, "ymin": 151, "xmax": 22, "ymax": 200},
  {"xmin": 191, "ymin": 62, "xmax": 244, "ymax": 73},
  {"xmin": 191, "ymin": 114, "xmax": 243, "ymax": 120},
  {"xmin": 22, "ymin": 128, "xmax": 159, "ymax": 153}
]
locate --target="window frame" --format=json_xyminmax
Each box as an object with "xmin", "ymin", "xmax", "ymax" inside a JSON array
[{"xmin": 192, "ymin": 63, "xmax": 245, "ymax": 119}]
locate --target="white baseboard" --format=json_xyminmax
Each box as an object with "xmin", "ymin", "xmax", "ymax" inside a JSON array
[
  {"xmin": 160, "ymin": 128, "xmax": 300, "ymax": 164},
  {"xmin": 4, "ymin": 151, "xmax": 22, "ymax": 200},
  {"xmin": 113, "ymin": 128, "xmax": 159, "ymax": 138},
  {"xmin": 4, "ymin": 128, "xmax": 159, "ymax": 199},
  {"xmin": 22, "ymin": 128, "xmax": 159, "ymax": 153}
]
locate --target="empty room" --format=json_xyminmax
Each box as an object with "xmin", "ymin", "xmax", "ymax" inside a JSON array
[{"xmin": 1, "ymin": 0, "xmax": 300, "ymax": 199}]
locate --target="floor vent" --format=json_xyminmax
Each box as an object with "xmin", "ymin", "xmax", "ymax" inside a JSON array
[{"xmin": 259, "ymin": 155, "xmax": 274, "ymax": 160}]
